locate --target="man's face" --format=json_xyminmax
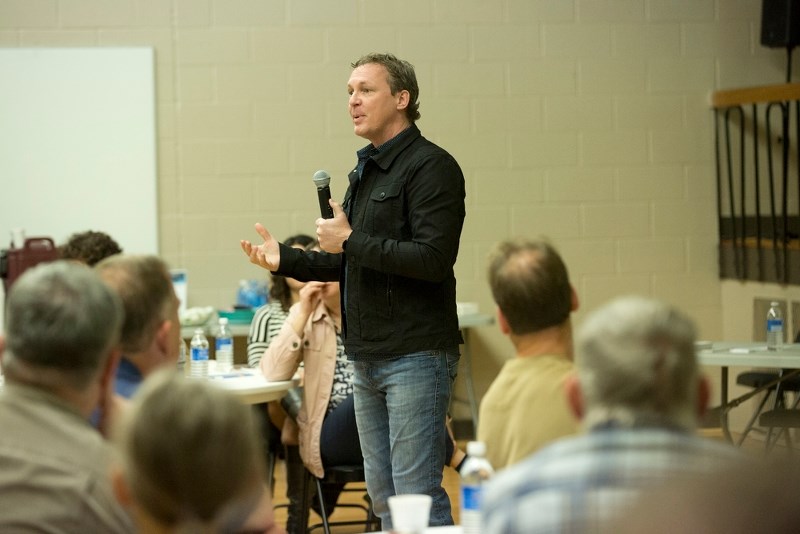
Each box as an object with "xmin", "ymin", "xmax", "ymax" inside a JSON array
[{"xmin": 347, "ymin": 62, "xmax": 408, "ymax": 146}]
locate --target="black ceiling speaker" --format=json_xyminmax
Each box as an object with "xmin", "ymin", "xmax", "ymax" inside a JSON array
[{"xmin": 761, "ymin": 0, "xmax": 800, "ymax": 48}]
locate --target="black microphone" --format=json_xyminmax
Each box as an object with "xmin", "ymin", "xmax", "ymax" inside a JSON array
[{"xmin": 313, "ymin": 169, "xmax": 334, "ymax": 219}]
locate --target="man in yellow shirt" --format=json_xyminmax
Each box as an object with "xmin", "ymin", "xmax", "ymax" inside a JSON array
[{"xmin": 478, "ymin": 237, "xmax": 580, "ymax": 470}]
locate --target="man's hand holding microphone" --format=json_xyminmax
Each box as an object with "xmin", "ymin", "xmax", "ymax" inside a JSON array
[
  {"xmin": 312, "ymin": 169, "xmax": 352, "ymax": 253},
  {"xmin": 240, "ymin": 170, "xmax": 352, "ymax": 267}
]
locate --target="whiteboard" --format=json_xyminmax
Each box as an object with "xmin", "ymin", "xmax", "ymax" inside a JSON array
[{"xmin": 0, "ymin": 47, "xmax": 158, "ymax": 255}]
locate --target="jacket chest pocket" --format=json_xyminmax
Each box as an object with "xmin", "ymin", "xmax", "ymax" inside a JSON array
[{"xmin": 366, "ymin": 182, "xmax": 404, "ymax": 236}]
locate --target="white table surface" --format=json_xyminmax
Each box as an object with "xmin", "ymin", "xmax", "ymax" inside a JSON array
[
  {"xmin": 456, "ymin": 312, "xmax": 494, "ymax": 432},
  {"xmin": 193, "ymin": 360, "xmax": 298, "ymax": 405},
  {"xmin": 380, "ymin": 527, "xmax": 462, "ymax": 533},
  {"xmin": 183, "ymin": 311, "xmax": 494, "ymax": 338},
  {"xmin": 0, "ymin": 360, "xmax": 294, "ymax": 405},
  {"xmin": 698, "ymin": 342, "xmax": 800, "ymax": 368},
  {"xmin": 182, "ymin": 311, "xmax": 494, "ymax": 417},
  {"xmin": 697, "ymin": 342, "xmax": 800, "ymax": 443},
  {"xmin": 458, "ymin": 312, "xmax": 493, "ymax": 329}
]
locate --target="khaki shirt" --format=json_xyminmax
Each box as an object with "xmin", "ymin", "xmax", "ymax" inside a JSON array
[
  {"xmin": 478, "ymin": 354, "xmax": 580, "ymax": 470},
  {"xmin": 0, "ymin": 383, "xmax": 134, "ymax": 533}
]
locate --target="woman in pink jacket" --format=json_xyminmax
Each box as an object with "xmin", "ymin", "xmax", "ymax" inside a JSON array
[{"xmin": 260, "ymin": 279, "xmax": 360, "ymax": 521}]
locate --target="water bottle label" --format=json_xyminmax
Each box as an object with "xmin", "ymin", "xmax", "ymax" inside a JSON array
[
  {"xmin": 767, "ymin": 319, "xmax": 784, "ymax": 333},
  {"xmin": 191, "ymin": 347, "xmax": 209, "ymax": 361},
  {"xmin": 216, "ymin": 338, "xmax": 233, "ymax": 350},
  {"xmin": 461, "ymin": 485, "xmax": 482, "ymax": 510}
]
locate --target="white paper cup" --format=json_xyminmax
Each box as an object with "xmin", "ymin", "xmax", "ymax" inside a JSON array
[{"xmin": 388, "ymin": 493, "xmax": 432, "ymax": 533}]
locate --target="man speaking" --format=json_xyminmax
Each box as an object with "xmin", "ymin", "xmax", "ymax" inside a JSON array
[{"xmin": 241, "ymin": 52, "xmax": 465, "ymax": 529}]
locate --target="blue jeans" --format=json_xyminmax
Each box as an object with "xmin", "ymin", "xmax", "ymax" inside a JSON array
[{"xmin": 354, "ymin": 348, "xmax": 460, "ymax": 529}]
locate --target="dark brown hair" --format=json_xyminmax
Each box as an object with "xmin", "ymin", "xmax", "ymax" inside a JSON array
[
  {"xmin": 270, "ymin": 234, "xmax": 317, "ymax": 311},
  {"xmin": 60, "ymin": 230, "xmax": 122, "ymax": 266},
  {"xmin": 488, "ymin": 238, "xmax": 572, "ymax": 335}
]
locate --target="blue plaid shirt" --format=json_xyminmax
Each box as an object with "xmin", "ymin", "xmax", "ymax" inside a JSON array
[{"xmin": 482, "ymin": 426, "xmax": 743, "ymax": 533}]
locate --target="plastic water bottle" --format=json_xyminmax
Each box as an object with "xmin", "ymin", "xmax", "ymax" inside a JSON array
[
  {"xmin": 767, "ymin": 301, "xmax": 784, "ymax": 351},
  {"xmin": 460, "ymin": 441, "xmax": 494, "ymax": 534},
  {"xmin": 190, "ymin": 328, "xmax": 209, "ymax": 378},
  {"xmin": 215, "ymin": 317, "xmax": 234, "ymax": 372}
]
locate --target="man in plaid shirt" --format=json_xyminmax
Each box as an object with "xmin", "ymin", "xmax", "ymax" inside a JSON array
[{"xmin": 482, "ymin": 296, "xmax": 744, "ymax": 533}]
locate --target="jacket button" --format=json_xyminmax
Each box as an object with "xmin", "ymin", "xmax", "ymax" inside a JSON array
[
  {"xmin": 292, "ymin": 342, "xmax": 299, "ymax": 349},
  {"xmin": 304, "ymin": 340, "xmax": 310, "ymax": 347},
  {"xmin": 380, "ymin": 192, "xmax": 385, "ymax": 199}
]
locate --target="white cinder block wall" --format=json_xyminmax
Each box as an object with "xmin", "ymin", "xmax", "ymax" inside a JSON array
[{"xmin": 1, "ymin": 0, "xmax": 793, "ymax": 425}]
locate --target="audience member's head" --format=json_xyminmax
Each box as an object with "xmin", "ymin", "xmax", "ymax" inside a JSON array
[
  {"xmin": 269, "ymin": 234, "xmax": 317, "ymax": 311},
  {"xmin": 95, "ymin": 255, "xmax": 180, "ymax": 378},
  {"xmin": 569, "ymin": 296, "xmax": 707, "ymax": 431},
  {"xmin": 1, "ymin": 261, "xmax": 122, "ymax": 401},
  {"xmin": 112, "ymin": 370, "xmax": 278, "ymax": 533},
  {"xmin": 60, "ymin": 230, "xmax": 122, "ymax": 266},
  {"xmin": 487, "ymin": 237, "xmax": 575, "ymax": 335}
]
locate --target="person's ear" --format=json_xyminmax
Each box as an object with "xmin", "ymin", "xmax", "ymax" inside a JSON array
[
  {"xmin": 110, "ymin": 464, "xmax": 133, "ymax": 507},
  {"xmin": 101, "ymin": 347, "xmax": 122, "ymax": 390},
  {"xmin": 570, "ymin": 285, "xmax": 579, "ymax": 312},
  {"xmin": 497, "ymin": 306, "xmax": 511, "ymax": 335},
  {"xmin": 154, "ymin": 319, "xmax": 172, "ymax": 358},
  {"xmin": 564, "ymin": 373, "xmax": 584, "ymax": 420},
  {"xmin": 95, "ymin": 348, "xmax": 123, "ymax": 438},
  {"xmin": 396, "ymin": 89, "xmax": 410, "ymax": 111}
]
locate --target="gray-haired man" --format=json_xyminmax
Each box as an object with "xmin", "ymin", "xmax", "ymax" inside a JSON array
[{"xmin": 0, "ymin": 261, "xmax": 133, "ymax": 532}]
